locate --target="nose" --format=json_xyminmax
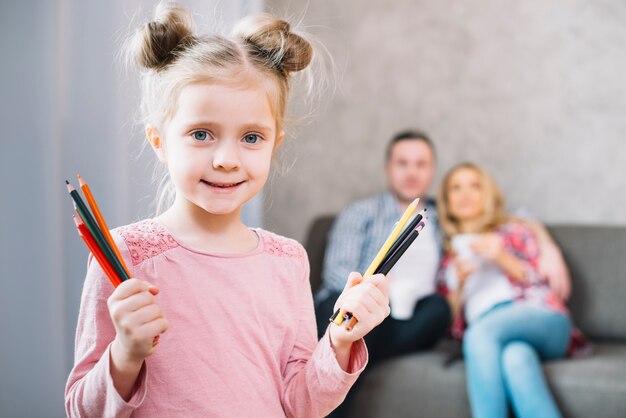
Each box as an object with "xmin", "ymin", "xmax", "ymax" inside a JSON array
[{"xmin": 212, "ymin": 139, "xmax": 241, "ymax": 171}]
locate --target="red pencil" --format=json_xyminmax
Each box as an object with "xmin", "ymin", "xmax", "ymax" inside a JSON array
[
  {"xmin": 77, "ymin": 174, "xmax": 130, "ymax": 277},
  {"xmin": 74, "ymin": 215, "xmax": 122, "ymax": 287}
]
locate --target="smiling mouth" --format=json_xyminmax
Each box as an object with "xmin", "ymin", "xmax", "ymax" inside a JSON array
[{"xmin": 201, "ymin": 180, "xmax": 245, "ymax": 188}]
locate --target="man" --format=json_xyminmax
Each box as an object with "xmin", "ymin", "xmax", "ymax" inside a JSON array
[{"xmin": 315, "ymin": 130, "xmax": 572, "ymax": 365}]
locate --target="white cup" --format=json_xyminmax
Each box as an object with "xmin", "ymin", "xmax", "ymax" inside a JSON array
[{"xmin": 451, "ymin": 234, "xmax": 479, "ymax": 261}]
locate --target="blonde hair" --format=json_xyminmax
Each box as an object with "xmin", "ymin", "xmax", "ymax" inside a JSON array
[
  {"xmin": 437, "ymin": 163, "xmax": 509, "ymax": 251},
  {"xmin": 125, "ymin": 2, "xmax": 314, "ymax": 213}
]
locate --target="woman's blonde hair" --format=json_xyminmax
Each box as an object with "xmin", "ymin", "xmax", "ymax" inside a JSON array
[
  {"xmin": 125, "ymin": 2, "xmax": 314, "ymax": 213},
  {"xmin": 437, "ymin": 163, "xmax": 509, "ymax": 251}
]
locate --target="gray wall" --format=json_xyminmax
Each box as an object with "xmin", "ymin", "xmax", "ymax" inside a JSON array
[{"xmin": 265, "ymin": 0, "xmax": 626, "ymax": 243}]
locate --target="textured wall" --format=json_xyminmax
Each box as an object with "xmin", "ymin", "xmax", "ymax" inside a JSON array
[{"xmin": 264, "ymin": 0, "xmax": 626, "ymax": 243}]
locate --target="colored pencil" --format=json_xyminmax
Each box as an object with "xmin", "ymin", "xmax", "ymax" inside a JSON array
[
  {"xmin": 363, "ymin": 198, "xmax": 420, "ymax": 278},
  {"xmin": 377, "ymin": 220, "xmax": 426, "ymax": 276},
  {"xmin": 331, "ymin": 198, "xmax": 420, "ymax": 326},
  {"xmin": 78, "ymin": 174, "xmax": 130, "ymax": 277},
  {"xmin": 74, "ymin": 215, "xmax": 122, "ymax": 287},
  {"xmin": 66, "ymin": 180, "xmax": 130, "ymax": 282},
  {"xmin": 70, "ymin": 185, "xmax": 157, "ymax": 344},
  {"xmin": 342, "ymin": 220, "xmax": 427, "ymax": 330},
  {"xmin": 379, "ymin": 209, "xmax": 426, "ymax": 268}
]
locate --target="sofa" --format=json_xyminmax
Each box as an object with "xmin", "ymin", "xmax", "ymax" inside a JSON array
[{"xmin": 304, "ymin": 216, "xmax": 626, "ymax": 418}]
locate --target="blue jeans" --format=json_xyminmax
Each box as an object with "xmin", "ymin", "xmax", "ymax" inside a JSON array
[{"xmin": 463, "ymin": 302, "xmax": 571, "ymax": 418}]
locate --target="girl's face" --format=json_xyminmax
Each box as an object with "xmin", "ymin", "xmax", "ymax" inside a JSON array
[
  {"xmin": 156, "ymin": 80, "xmax": 281, "ymax": 216},
  {"xmin": 446, "ymin": 167, "xmax": 485, "ymax": 221}
]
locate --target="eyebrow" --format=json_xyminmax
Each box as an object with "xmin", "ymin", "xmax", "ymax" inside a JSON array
[
  {"xmin": 240, "ymin": 123, "xmax": 274, "ymax": 132},
  {"xmin": 183, "ymin": 120, "xmax": 274, "ymax": 133}
]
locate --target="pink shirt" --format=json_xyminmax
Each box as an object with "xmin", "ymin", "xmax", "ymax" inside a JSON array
[{"xmin": 65, "ymin": 219, "xmax": 368, "ymax": 417}]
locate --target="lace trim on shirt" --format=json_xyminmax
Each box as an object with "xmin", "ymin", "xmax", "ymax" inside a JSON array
[
  {"xmin": 115, "ymin": 219, "xmax": 179, "ymax": 266},
  {"xmin": 261, "ymin": 230, "xmax": 305, "ymax": 259}
]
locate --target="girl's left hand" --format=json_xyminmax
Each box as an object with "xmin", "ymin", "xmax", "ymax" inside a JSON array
[
  {"xmin": 329, "ymin": 272, "xmax": 390, "ymax": 349},
  {"xmin": 471, "ymin": 233, "xmax": 504, "ymax": 261}
]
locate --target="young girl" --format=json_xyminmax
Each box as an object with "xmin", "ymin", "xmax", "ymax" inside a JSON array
[
  {"xmin": 65, "ymin": 3, "xmax": 390, "ymax": 417},
  {"xmin": 437, "ymin": 163, "xmax": 576, "ymax": 418}
]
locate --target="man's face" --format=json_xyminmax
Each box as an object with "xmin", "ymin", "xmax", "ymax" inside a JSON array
[{"xmin": 385, "ymin": 139, "xmax": 435, "ymax": 202}]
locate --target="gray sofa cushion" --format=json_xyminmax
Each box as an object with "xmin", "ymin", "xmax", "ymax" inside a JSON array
[
  {"xmin": 547, "ymin": 343, "xmax": 626, "ymax": 418},
  {"xmin": 549, "ymin": 226, "xmax": 626, "ymax": 341},
  {"xmin": 350, "ymin": 342, "xmax": 471, "ymax": 418}
]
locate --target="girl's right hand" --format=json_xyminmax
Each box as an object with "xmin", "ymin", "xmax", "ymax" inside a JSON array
[{"xmin": 107, "ymin": 278, "xmax": 169, "ymax": 365}]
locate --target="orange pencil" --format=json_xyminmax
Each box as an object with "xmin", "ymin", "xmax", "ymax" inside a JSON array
[
  {"xmin": 74, "ymin": 215, "xmax": 122, "ymax": 287},
  {"xmin": 77, "ymin": 174, "xmax": 130, "ymax": 277}
]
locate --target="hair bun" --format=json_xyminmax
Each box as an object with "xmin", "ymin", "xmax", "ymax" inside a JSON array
[
  {"xmin": 133, "ymin": 2, "xmax": 195, "ymax": 70},
  {"xmin": 233, "ymin": 13, "xmax": 313, "ymax": 74}
]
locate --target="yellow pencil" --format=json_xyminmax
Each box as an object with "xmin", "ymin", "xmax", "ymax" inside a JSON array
[{"xmin": 332, "ymin": 197, "xmax": 420, "ymax": 325}]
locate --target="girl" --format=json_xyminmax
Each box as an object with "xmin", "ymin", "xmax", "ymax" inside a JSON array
[
  {"xmin": 65, "ymin": 3, "xmax": 390, "ymax": 417},
  {"xmin": 437, "ymin": 163, "xmax": 575, "ymax": 418}
]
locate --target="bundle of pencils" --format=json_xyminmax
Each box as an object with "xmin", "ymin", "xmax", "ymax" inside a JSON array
[
  {"xmin": 330, "ymin": 198, "xmax": 427, "ymax": 330},
  {"xmin": 66, "ymin": 175, "xmax": 130, "ymax": 287}
]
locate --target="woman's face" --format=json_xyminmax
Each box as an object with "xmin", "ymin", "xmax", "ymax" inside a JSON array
[{"xmin": 446, "ymin": 167, "xmax": 485, "ymax": 222}]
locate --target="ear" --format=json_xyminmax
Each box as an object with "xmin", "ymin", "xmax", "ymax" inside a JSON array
[
  {"xmin": 146, "ymin": 126, "xmax": 166, "ymax": 163},
  {"xmin": 273, "ymin": 130, "xmax": 286, "ymax": 154}
]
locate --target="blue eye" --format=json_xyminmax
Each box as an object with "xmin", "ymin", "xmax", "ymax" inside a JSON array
[
  {"xmin": 192, "ymin": 131, "xmax": 209, "ymax": 141},
  {"xmin": 243, "ymin": 134, "xmax": 261, "ymax": 144}
]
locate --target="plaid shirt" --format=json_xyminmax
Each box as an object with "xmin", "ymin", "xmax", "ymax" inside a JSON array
[{"xmin": 316, "ymin": 192, "xmax": 441, "ymax": 302}]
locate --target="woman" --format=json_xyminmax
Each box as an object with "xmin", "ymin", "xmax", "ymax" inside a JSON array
[{"xmin": 437, "ymin": 163, "xmax": 573, "ymax": 418}]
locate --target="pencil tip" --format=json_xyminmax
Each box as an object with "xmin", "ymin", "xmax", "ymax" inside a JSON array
[{"xmin": 65, "ymin": 179, "xmax": 70, "ymax": 184}]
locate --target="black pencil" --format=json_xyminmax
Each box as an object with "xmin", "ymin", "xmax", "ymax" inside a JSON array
[
  {"xmin": 338, "ymin": 220, "xmax": 427, "ymax": 328},
  {"xmin": 66, "ymin": 180, "xmax": 130, "ymax": 282},
  {"xmin": 327, "ymin": 211, "xmax": 424, "ymax": 323},
  {"xmin": 329, "ymin": 219, "xmax": 427, "ymax": 325},
  {"xmin": 376, "ymin": 220, "xmax": 426, "ymax": 275},
  {"xmin": 379, "ymin": 209, "xmax": 426, "ymax": 269}
]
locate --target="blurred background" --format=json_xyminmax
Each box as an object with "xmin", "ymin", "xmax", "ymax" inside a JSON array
[{"xmin": 1, "ymin": 0, "xmax": 624, "ymax": 416}]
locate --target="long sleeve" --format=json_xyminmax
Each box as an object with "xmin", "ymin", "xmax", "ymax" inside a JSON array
[
  {"xmin": 65, "ymin": 231, "xmax": 148, "ymax": 417},
  {"xmin": 501, "ymin": 222, "xmax": 544, "ymax": 286},
  {"xmin": 321, "ymin": 203, "xmax": 371, "ymax": 294},
  {"xmin": 282, "ymin": 250, "xmax": 368, "ymax": 418}
]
